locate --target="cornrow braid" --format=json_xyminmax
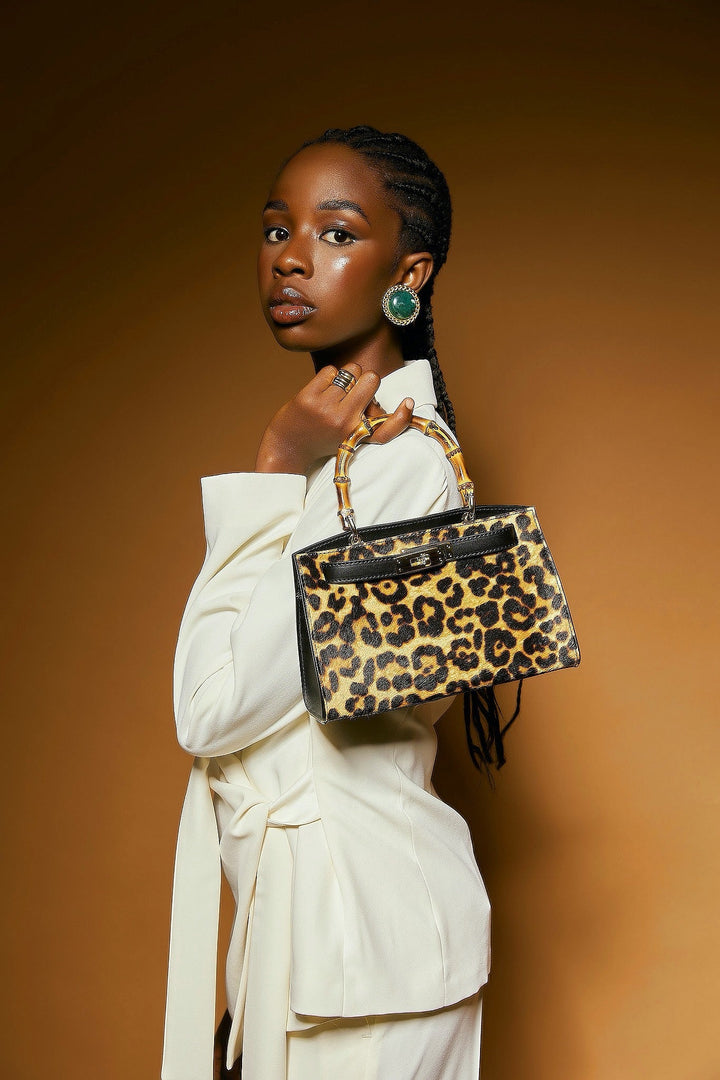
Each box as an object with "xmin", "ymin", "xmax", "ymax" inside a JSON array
[
  {"xmin": 406, "ymin": 292, "xmax": 457, "ymax": 434},
  {"xmin": 296, "ymin": 125, "xmax": 457, "ymax": 431}
]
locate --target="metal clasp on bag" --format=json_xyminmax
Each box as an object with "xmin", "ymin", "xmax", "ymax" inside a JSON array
[
  {"xmin": 460, "ymin": 482, "xmax": 476, "ymax": 524},
  {"xmin": 394, "ymin": 544, "xmax": 452, "ymax": 574},
  {"xmin": 338, "ymin": 506, "xmax": 360, "ymax": 542}
]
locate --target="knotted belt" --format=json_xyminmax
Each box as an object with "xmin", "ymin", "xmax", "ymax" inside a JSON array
[{"xmin": 161, "ymin": 756, "xmax": 320, "ymax": 1080}]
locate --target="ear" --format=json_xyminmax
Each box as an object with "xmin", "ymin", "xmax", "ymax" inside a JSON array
[{"xmin": 397, "ymin": 251, "xmax": 434, "ymax": 293}]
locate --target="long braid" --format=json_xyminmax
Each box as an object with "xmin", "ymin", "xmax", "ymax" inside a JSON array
[
  {"xmin": 421, "ymin": 305, "xmax": 457, "ymax": 434},
  {"xmin": 296, "ymin": 126, "xmax": 458, "ymax": 431},
  {"xmin": 291, "ymin": 126, "xmax": 518, "ymax": 772}
]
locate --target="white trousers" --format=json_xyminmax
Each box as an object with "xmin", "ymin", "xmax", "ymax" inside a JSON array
[{"xmin": 285, "ymin": 992, "xmax": 483, "ymax": 1080}]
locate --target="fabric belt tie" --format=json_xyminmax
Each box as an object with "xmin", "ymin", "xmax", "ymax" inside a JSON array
[{"xmin": 161, "ymin": 756, "xmax": 320, "ymax": 1080}]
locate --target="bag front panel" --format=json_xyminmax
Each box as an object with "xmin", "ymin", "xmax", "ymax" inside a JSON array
[{"xmin": 295, "ymin": 509, "xmax": 580, "ymax": 722}]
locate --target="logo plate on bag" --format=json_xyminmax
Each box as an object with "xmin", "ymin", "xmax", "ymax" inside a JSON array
[{"xmin": 394, "ymin": 544, "xmax": 452, "ymax": 573}]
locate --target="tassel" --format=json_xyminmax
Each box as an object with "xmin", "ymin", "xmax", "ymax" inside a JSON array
[{"xmin": 463, "ymin": 679, "xmax": 524, "ymax": 775}]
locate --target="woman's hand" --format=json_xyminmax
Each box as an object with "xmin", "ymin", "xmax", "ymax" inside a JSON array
[{"xmin": 255, "ymin": 361, "xmax": 414, "ymax": 475}]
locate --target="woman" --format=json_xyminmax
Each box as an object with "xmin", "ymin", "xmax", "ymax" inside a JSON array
[{"xmin": 162, "ymin": 126, "xmax": 492, "ymax": 1080}]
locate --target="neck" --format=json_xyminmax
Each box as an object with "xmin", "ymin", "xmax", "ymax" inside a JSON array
[{"xmin": 310, "ymin": 326, "xmax": 405, "ymax": 380}]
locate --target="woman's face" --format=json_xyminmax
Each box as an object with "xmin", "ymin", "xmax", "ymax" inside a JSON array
[{"xmin": 257, "ymin": 142, "xmax": 412, "ymax": 354}]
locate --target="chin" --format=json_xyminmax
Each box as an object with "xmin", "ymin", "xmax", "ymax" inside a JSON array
[
  {"xmin": 268, "ymin": 322, "xmax": 334, "ymax": 354},
  {"xmin": 269, "ymin": 327, "xmax": 318, "ymax": 352},
  {"xmin": 275, "ymin": 338, "xmax": 313, "ymax": 353},
  {"xmin": 266, "ymin": 316, "xmax": 373, "ymax": 356}
]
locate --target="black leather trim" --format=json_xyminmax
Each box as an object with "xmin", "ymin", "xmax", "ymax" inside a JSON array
[
  {"xmin": 293, "ymin": 560, "xmax": 327, "ymax": 721},
  {"xmin": 293, "ymin": 504, "xmax": 529, "ymax": 560},
  {"xmin": 321, "ymin": 524, "xmax": 518, "ymax": 583}
]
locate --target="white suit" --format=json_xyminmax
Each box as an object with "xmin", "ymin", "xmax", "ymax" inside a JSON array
[{"xmin": 161, "ymin": 360, "xmax": 491, "ymax": 1080}]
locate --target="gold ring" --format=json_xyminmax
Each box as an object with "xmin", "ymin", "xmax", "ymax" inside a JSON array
[{"xmin": 331, "ymin": 369, "xmax": 357, "ymax": 393}]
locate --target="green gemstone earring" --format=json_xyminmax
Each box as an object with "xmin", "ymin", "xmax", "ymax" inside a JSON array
[{"xmin": 382, "ymin": 283, "xmax": 420, "ymax": 326}]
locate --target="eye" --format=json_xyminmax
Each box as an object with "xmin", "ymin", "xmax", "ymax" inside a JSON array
[
  {"xmin": 263, "ymin": 226, "xmax": 289, "ymax": 243},
  {"xmin": 321, "ymin": 228, "xmax": 356, "ymax": 246}
]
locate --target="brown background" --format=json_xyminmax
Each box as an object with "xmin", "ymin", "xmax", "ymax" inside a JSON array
[{"xmin": 2, "ymin": 2, "xmax": 718, "ymax": 1077}]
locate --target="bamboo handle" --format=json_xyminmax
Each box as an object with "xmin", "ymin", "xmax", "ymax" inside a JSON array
[{"xmin": 334, "ymin": 414, "xmax": 475, "ymax": 533}]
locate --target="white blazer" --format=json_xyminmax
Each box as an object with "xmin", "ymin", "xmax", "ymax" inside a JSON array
[{"xmin": 161, "ymin": 360, "xmax": 491, "ymax": 1080}]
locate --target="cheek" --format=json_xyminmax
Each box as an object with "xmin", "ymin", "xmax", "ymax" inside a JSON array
[
  {"xmin": 322, "ymin": 251, "xmax": 355, "ymax": 281},
  {"xmin": 257, "ymin": 247, "xmax": 271, "ymax": 283},
  {"xmin": 318, "ymin": 250, "xmax": 386, "ymax": 305}
]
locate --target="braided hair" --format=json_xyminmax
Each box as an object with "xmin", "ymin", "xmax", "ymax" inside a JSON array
[
  {"xmin": 295, "ymin": 125, "xmax": 457, "ymax": 432},
  {"xmin": 289, "ymin": 126, "xmax": 520, "ymax": 773}
]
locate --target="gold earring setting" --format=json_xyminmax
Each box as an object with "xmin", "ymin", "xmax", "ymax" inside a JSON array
[{"xmin": 382, "ymin": 283, "xmax": 420, "ymax": 326}]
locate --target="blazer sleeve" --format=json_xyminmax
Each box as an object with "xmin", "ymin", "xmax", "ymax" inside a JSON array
[{"xmin": 173, "ymin": 429, "xmax": 459, "ymax": 757}]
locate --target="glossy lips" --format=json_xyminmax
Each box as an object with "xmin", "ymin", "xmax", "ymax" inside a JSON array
[{"xmin": 269, "ymin": 286, "xmax": 316, "ymax": 325}]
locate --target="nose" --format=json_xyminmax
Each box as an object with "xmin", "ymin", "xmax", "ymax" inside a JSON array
[{"xmin": 272, "ymin": 234, "xmax": 312, "ymax": 277}]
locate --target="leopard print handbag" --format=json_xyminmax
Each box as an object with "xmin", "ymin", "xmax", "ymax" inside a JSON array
[{"xmin": 293, "ymin": 415, "xmax": 580, "ymax": 735}]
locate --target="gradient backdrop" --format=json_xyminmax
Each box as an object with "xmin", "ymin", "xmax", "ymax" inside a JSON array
[{"xmin": 2, "ymin": 2, "xmax": 718, "ymax": 1078}]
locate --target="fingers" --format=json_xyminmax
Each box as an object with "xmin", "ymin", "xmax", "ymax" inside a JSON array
[
  {"xmin": 316, "ymin": 364, "xmax": 381, "ymax": 414},
  {"xmin": 315, "ymin": 361, "xmax": 364, "ymax": 392},
  {"xmin": 322, "ymin": 364, "xmax": 382, "ymax": 418},
  {"xmin": 369, "ymin": 397, "xmax": 415, "ymax": 444},
  {"xmin": 364, "ymin": 396, "xmax": 385, "ymax": 418},
  {"xmin": 345, "ymin": 369, "xmax": 381, "ymax": 410},
  {"xmin": 313, "ymin": 364, "xmax": 344, "ymax": 390},
  {"xmin": 309, "ymin": 365, "xmax": 414, "ymax": 445}
]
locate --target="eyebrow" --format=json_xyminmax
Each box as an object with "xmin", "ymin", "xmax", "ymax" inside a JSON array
[{"xmin": 263, "ymin": 197, "xmax": 370, "ymax": 223}]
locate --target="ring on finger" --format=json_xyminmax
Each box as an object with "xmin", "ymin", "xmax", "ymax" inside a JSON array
[{"xmin": 331, "ymin": 368, "xmax": 357, "ymax": 393}]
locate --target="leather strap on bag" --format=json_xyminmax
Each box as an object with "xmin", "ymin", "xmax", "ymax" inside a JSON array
[{"xmin": 334, "ymin": 415, "xmax": 475, "ymax": 535}]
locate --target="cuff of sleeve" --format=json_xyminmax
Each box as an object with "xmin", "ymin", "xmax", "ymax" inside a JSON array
[{"xmin": 200, "ymin": 472, "xmax": 307, "ymax": 550}]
